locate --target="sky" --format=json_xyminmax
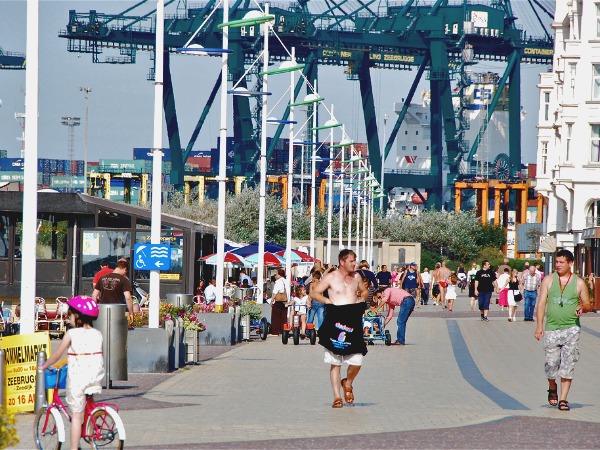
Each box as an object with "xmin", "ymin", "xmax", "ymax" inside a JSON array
[{"xmin": 0, "ymin": 0, "xmax": 552, "ymax": 165}]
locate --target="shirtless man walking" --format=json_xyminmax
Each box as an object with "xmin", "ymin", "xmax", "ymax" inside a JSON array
[
  {"xmin": 437, "ymin": 260, "xmax": 452, "ymax": 308},
  {"xmin": 312, "ymin": 249, "xmax": 368, "ymax": 408}
]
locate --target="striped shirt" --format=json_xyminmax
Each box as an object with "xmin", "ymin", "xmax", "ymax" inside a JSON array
[{"xmin": 522, "ymin": 271, "xmax": 541, "ymax": 291}]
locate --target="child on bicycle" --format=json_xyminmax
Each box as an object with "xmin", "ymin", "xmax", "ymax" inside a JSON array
[
  {"xmin": 287, "ymin": 285, "xmax": 308, "ymax": 338},
  {"xmin": 39, "ymin": 295, "xmax": 105, "ymax": 450}
]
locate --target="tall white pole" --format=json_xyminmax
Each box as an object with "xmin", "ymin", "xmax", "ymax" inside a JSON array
[
  {"xmin": 215, "ymin": 0, "xmax": 229, "ymax": 311},
  {"xmin": 300, "ymin": 132, "xmax": 305, "ymax": 207},
  {"xmin": 326, "ymin": 105, "xmax": 334, "ymax": 264},
  {"xmin": 362, "ymin": 177, "xmax": 368, "ymax": 259},
  {"xmin": 149, "ymin": 0, "xmax": 164, "ymax": 328},
  {"xmin": 346, "ymin": 148, "xmax": 353, "ymax": 250},
  {"xmin": 20, "ymin": 0, "xmax": 39, "ymax": 334},
  {"xmin": 355, "ymin": 171, "xmax": 361, "ymax": 259},
  {"xmin": 285, "ymin": 47, "xmax": 295, "ymax": 299},
  {"xmin": 381, "ymin": 113, "xmax": 388, "ymax": 211},
  {"xmin": 338, "ymin": 128, "xmax": 345, "ymax": 251},
  {"xmin": 80, "ymin": 87, "xmax": 91, "ymax": 194},
  {"xmin": 309, "ymin": 80, "xmax": 317, "ymax": 257},
  {"xmin": 256, "ymin": 4, "xmax": 270, "ymax": 300}
]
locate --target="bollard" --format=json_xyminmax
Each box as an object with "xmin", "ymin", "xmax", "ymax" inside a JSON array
[
  {"xmin": 0, "ymin": 349, "xmax": 5, "ymax": 409},
  {"xmin": 34, "ymin": 351, "xmax": 47, "ymax": 413}
]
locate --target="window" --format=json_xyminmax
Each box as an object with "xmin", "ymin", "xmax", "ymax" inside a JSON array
[
  {"xmin": 404, "ymin": 130, "xmax": 408, "ymax": 135},
  {"xmin": 587, "ymin": 200, "xmax": 600, "ymax": 227},
  {"xmin": 591, "ymin": 124, "xmax": 600, "ymax": 162},
  {"xmin": 597, "ymin": 4, "xmax": 600, "ymax": 38},
  {"xmin": 401, "ymin": 145, "xmax": 407, "ymax": 151},
  {"xmin": 541, "ymin": 141, "xmax": 548, "ymax": 174},
  {"xmin": 415, "ymin": 130, "xmax": 419, "ymax": 135},
  {"xmin": 593, "ymin": 64, "xmax": 600, "ymax": 100},
  {"xmin": 14, "ymin": 218, "xmax": 68, "ymax": 260},
  {"xmin": 0, "ymin": 216, "xmax": 8, "ymax": 258},
  {"xmin": 565, "ymin": 123, "xmax": 572, "ymax": 162},
  {"xmin": 81, "ymin": 230, "xmax": 131, "ymax": 277},
  {"xmin": 567, "ymin": 63, "xmax": 576, "ymax": 99},
  {"xmin": 412, "ymin": 146, "xmax": 417, "ymax": 151},
  {"xmin": 543, "ymin": 92, "xmax": 550, "ymax": 121}
]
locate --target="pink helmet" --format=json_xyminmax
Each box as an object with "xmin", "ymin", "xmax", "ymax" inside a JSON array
[{"xmin": 67, "ymin": 296, "xmax": 100, "ymax": 318}]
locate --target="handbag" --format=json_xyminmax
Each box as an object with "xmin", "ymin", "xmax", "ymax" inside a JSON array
[
  {"xmin": 512, "ymin": 290, "xmax": 522, "ymax": 302},
  {"xmin": 274, "ymin": 290, "xmax": 288, "ymax": 302}
]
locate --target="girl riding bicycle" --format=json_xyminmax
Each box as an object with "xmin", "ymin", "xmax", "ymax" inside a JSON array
[{"xmin": 39, "ymin": 295, "xmax": 105, "ymax": 450}]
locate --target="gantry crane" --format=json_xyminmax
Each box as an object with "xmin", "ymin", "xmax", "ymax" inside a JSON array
[{"xmin": 58, "ymin": 0, "xmax": 553, "ymax": 208}]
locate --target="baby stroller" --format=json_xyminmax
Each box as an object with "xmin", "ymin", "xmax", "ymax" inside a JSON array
[{"xmin": 363, "ymin": 314, "xmax": 391, "ymax": 346}]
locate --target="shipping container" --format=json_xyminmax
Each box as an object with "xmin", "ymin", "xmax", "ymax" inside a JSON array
[
  {"xmin": 99, "ymin": 159, "xmax": 146, "ymax": 172},
  {"xmin": 50, "ymin": 175, "xmax": 86, "ymax": 189},
  {"xmin": 0, "ymin": 158, "xmax": 25, "ymax": 171},
  {"xmin": 0, "ymin": 150, "xmax": 7, "ymax": 159},
  {"xmin": 0, "ymin": 171, "xmax": 25, "ymax": 182},
  {"xmin": 133, "ymin": 147, "xmax": 170, "ymax": 160}
]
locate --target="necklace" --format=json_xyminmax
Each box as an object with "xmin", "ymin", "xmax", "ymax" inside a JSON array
[{"xmin": 558, "ymin": 272, "xmax": 572, "ymax": 307}]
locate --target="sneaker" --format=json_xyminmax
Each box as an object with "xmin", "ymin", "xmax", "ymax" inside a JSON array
[
  {"xmin": 483, "ymin": 317, "xmax": 489, "ymax": 322},
  {"xmin": 508, "ymin": 318, "xmax": 512, "ymax": 322}
]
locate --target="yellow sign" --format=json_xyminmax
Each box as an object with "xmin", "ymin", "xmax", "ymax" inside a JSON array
[
  {"xmin": 160, "ymin": 273, "xmax": 181, "ymax": 280},
  {"xmin": 1, "ymin": 332, "xmax": 51, "ymax": 412}
]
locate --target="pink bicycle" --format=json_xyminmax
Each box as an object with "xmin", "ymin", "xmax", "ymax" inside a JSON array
[{"xmin": 34, "ymin": 361, "xmax": 126, "ymax": 449}]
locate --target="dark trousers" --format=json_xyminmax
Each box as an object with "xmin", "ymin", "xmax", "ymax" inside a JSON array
[{"xmin": 270, "ymin": 302, "xmax": 288, "ymax": 335}]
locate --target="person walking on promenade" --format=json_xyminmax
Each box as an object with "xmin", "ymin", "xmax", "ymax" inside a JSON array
[
  {"xmin": 474, "ymin": 260, "xmax": 497, "ymax": 322},
  {"xmin": 507, "ymin": 268, "xmax": 522, "ymax": 322},
  {"xmin": 400, "ymin": 262, "xmax": 422, "ymax": 304},
  {"xmin": 445, "ymin": 273, "xmax": 458, "ymax": 312},
  {"xmin": 534, "ymin": 249, "xmax": 592, "ymax": 411},
  {"xmin": 312, "ymin": 250, "xmax": 368, "ymax": 408},
  {"xmin": 496, "ymin": 267, "xmax": 511, "ymax": 310},
  {"xmin": 420, "ymin": 267, "xmax": 432, "ymax": 305},
  {"xmin": 92, "ymin": 259, "xmax": 113, "ymax": 291},
  {"xmin": 376, "ymin": 264, "xmax": 393, "ymax": 289},
  {"xmin": 92, "ymin": 259, "xmax": 134, "ymax": 318},
  {"xmin": 306, "ymin": 270, "xmax": 325, "ymax": 332},
  {"xmin": 269, "ymin": 268, "xmax": 289, "ymax": 336},
  {"xmin": 523, "ymin": 263, "xmax": 542, "ymax": 321},
  {"xmin": 467, "ymin": 263, "xmax": 478, "ymax": 311},
  {"xmin": 437, "ymin": 261, "xmax": 451, "ymax": 308},
  {"xmin": 375, "ymin": 286, "xmax": 416, "ymax": 345}
]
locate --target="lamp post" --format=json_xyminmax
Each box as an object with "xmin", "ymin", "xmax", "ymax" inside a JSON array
[
  {"xmin": 148, "ymin": 0, "xmax": 164, "ymax": 328},
  {"xmin": 215, "ymin": 0, "xmax": 230, "ymax": 312},
  {"xmin": 80, "ymin": 87, "xmax": 92, "ymax": 194},
  {"xmin": 309, "ymin": 80, "xmax": 318, "ymax": 257}
]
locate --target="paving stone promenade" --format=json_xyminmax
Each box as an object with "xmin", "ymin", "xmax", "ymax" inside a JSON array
[{"xmin": 13, "ymin": 291, "xmax": 600, "ymax": 449}]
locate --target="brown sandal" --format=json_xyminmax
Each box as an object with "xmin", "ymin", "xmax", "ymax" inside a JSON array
[
  {"xmin": 341, "ymin": 378, "xmax": 354, "ymax": 404},
  {"xmin": 332, "ymin": 398, "xmax": 343, "ymax": 408}
]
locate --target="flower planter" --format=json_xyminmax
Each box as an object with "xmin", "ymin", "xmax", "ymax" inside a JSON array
[
  {"xmin": 198, "ymin": 312, "xmax": 236, "ymax": 345},
  {"xmin": 184, "ymin": 329, "xmax": 202, "ymax": 363}
]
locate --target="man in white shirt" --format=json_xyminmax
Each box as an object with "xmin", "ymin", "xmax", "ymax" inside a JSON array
[
  {"xmin": 239, "ymin": 269, "xmax": 253, "ymax": 287},
  {"xmin": 420, "ymin": 267, "xmax": 432, "ymax": 305},
  {"xmin": 204, "ymin": 278, "xmax": 217, "ymax": 303}
]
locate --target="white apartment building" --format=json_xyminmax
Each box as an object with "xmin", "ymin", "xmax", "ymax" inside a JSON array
[{"xmin": 535, "ymin": 0, "xmax": 600, "ymax": 272}]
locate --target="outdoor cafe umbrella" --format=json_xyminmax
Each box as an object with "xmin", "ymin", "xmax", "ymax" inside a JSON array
[
  {"xmin": 243, "ymin": 251, "xmax": 284, "ymax": 267},
  {"xmin": 199, "ymin": 252, "xmax": 247, "ymax": 266},
  {"xmin": 275, "ymin": 249, "xmax": 320, "ymax": 264},
  {"xmin": 230, "ymin": 241, "xmax": 286, "ymax": 257}
]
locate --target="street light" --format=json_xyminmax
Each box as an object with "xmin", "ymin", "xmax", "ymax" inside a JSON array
[{"xmin": 80, "ymin": 87, "xmax": 92, "ymax": 194}]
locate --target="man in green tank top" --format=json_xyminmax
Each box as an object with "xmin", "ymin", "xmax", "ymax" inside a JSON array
[{"xmin": 534, "ymin": 249, "xmax": 591, "ymax": 411}]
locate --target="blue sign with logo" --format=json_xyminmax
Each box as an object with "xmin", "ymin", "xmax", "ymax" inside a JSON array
[{"xmin": 133, "ymin": 244, "xmax": 171, "ymax": 271}]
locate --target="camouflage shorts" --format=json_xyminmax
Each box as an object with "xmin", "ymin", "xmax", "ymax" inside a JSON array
[{"xmin": 544, "ymin": 326, "xmax": 581, "ymax": 380}]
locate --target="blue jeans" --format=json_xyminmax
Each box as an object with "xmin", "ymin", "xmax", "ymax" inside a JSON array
[
  {"xmin": 396, "ymin": 296, "xmax": 415, "ymax": 344},
  {"xmin": 307, "ymin": 300, "xmax": 324, "ymax": 330},
  {"xmin": 523, "ymin": 290, "xmax": 537, "ymax": 320}
]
